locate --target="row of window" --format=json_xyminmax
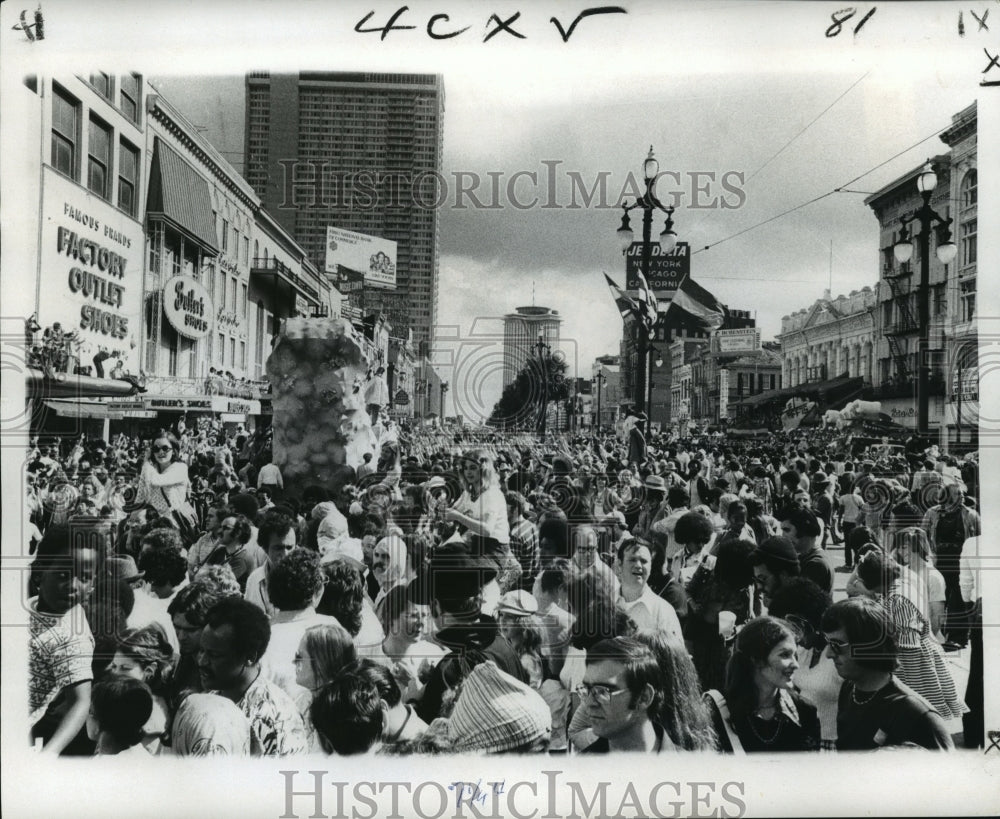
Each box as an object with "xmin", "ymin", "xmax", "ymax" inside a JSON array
[
  {"xmin": 217, "ymin": 215, "xmax": 252, "ymax": 264},
  {"xmin": 51, "ymin": 84, "xmax": 140, "ymax": 216},
  {"xmin": 87, "ymin": 72, "xmax": 142, "ymax": 125}
]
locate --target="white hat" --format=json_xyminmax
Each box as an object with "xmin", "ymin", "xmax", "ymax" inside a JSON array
[{"xmin": 319, "ymin": 536, "xmax": 366, "ymax": 572}]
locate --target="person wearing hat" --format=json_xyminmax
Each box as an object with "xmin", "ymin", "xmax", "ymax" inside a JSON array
[
  {"xmin": 627, "ymin": 412, "xmax": 647, "ymax": 468},
  {"xmin": 775, "ymin": 507, "xmax": 833, "ymax": 594},
  {"xmin": 495, "ymin": 590, "xmax": 545, "ymax": 689},
  {"xmin": 447, "ymin": 661, "xmax": 552, "ymax": 753},
  {"xmin": 632, "ymin": 474, "xmax": 668, "ymax": 543},
  {"xmin": 921, "ymin": 481, "xmax": 980, "ymax": 649},
  {"xmin": 750, "ymin": 536, "xmax": 802, "ymax": 608},
  {"xmin": 413, "ymin": 542, "xmax": 528, "ymax": 723}
]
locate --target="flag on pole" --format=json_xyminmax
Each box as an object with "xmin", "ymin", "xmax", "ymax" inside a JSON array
[
  {"xmin": 668, "ymin": 274, "xmax": 726, "ymax": 330},
  {"xmin": 633, "ymin": 267, "xmax": 659, "ymax": 338},
  {"xmin": 604, "ymin": 273, "xmax": 640, "ymax": 321}
]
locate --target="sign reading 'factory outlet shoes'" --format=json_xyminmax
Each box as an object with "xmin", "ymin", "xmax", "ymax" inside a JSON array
[{"xmin": 163, "ymin": 275, "xmax": 214, "ymax": 339}]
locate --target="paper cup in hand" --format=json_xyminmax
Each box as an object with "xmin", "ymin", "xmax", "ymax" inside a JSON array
[{"xmin": 719, "ymin": 610, "xmax": 737, "ymax": 639}]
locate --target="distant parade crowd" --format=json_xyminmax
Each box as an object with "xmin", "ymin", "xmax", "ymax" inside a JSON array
[{"xmin": 26, "ymin": 412, "xmax": 983, "ymax": 756}]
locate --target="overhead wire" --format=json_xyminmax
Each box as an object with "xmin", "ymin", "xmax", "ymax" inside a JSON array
[{"xmin": 694, "ymin": 124, "xmax": 953, "ymax": 256}]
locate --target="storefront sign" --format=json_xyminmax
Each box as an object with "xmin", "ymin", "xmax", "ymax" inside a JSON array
[
  {"xmin": 142, "ymin": 395, "xmax": 261, "ymax": 414},
  {"xmin": 294, "ymin": 294, "xmax": 310, "ymax": 316},
  {"xmin": 163, "ymin": 275, "xmax": 213, "ymax": 339},
  {"xmin": 711, "ymin": 328, "xmax": 761, "ymax": 356},
  {"xmin": 38, "ymin": 169, "xmax": 144, "ymax": 371},
  {"xmin": 394, "ymin": 389, "xmax": 410, "ymax": 406},
  {"xmin": 625, "ymin": 241, "xmax": 691, "ymax": 299}
]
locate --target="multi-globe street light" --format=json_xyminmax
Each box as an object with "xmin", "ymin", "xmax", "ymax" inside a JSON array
[
  {"xmin": 892, "ymin": 160, "xmax": 958, "ymax": 435},
  {"xmin": 615, "ymin": 146, "xmax": 677, "ymax": 438}
]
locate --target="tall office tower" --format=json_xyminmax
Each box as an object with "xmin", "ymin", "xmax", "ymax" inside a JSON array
[
  {"xmin": 244, "ymin": 72, "xmax": 444, "ymax": 354},
  {"xmin": 503, "ymin": 306, "xmax": 562, "ymax": 387}
]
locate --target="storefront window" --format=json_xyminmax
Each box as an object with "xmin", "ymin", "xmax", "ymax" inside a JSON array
[
  {"xmin": 87, "ymin": 116, "xmax": 112, "ymax": 200},
  {"xmin": 51, "ymin": 86, "xmax": 78, "ymax": 178}
]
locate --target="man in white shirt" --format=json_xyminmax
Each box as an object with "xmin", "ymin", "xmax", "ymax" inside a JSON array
[
  {"xmin": 245, "ymin": 512, "xmax": 298, "ymax": 619},
  {"xmin": 257, "ymin": 461, "xmax": 284, "ymax": 491},
  {"xmin": 615, "ymin": 538, "xmax": 682, "ymax": 639}
]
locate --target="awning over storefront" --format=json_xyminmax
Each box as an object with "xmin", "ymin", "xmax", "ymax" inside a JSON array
[
  {"xmin": 26, "ymin": 368, "xmax": 140, "ymax": 400},
  {"xmin": 44, "ymin": 399, "xmax": 111, "ymax": 419},
  {"xmin": 734, "ymin": 375, "xmax": 865, "ymax": 409},
  {"xmin": 147, "ymin": 138, "xmax": 220, "ymax": 253}
]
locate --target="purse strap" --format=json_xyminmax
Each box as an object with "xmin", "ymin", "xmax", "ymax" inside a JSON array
[{"xmin": 705, "ymin": 689, "xmax": 745, "ymax": 754}]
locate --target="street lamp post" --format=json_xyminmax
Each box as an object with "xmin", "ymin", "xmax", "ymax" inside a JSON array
[
  {"xmin": 647, "ymin": 344, "xmax": 664, "ymax": 435},
  {"xmin": 595, "ymin": 370, "xmax": 605, "ymax": 433},
  {"xmin": 893, "ymin": 160, "xmax": 958, "ymax": 436},
  {"xmin": 533, "ymin": 334, "xmax": 551, "ymax": 435},
  {"xmin": 616, "ymin": 146, "xmax": 678, "ymax": 440}
]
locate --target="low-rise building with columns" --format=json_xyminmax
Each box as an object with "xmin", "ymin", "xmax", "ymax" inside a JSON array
[{"xmin": 777, "ymin": 288, "xmax": 876, "ymax": 388}]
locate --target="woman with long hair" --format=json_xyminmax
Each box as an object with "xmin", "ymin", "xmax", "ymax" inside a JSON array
[
  {"xmin": 634, "ymin": 631, "xmax": 718, "ymax": 751},
  {"xmin": 444, "ymin": 448, "xmax": 510, "ymax": 545},
  {"xmin": 890, "ymin": 526, "xmax": 947, "ymax": 643},
  {"xmin": 294, "ymin": 623, "xmax": 358, "ymax": 752},
  {"xmin": 709, "ymin": 616, "xmax": 821, "ymax": 753},
  {"xmin": 109, "ymin": 623, "xmax": 177, "ymax": 753},
  {"xmin": 132, "ymin": 432, "xmax": 191, "ymax": 519}
]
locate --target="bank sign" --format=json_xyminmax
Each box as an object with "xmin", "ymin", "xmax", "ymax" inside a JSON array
[
  {"xmin": 625, "ymin": 241, "xmax": 691, "ymax": 299},
  {"xmin": 38, "ymin": 168, "xmax": 144, "ymax": 372}
]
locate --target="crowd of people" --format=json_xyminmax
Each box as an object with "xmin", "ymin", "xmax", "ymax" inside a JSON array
[{"xmin": 26, "ymin": 416, "xmax": 983, "ymax": 757}]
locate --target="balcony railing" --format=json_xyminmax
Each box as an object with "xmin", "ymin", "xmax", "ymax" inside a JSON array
[
  {"xmin": 144, "ymin": 374, "xmax": 271, "ymax": 399},
  {"xmin": 869, "ymin": 374, "xmax": 945, "ymax": 401},
  {"xmin": 250, "ymin": 256, "xmax": 320, "ymax": 300},
  {"xmin": 883, "ymin": 315, "xmax": 920, "ymax": 335}
]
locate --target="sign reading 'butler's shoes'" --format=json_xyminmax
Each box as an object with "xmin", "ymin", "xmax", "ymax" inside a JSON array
[{"xmin": 163, "ymin": 275, "xmax": 213, "ymax": 339}]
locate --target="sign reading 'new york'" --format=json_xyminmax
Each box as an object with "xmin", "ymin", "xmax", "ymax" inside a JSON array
[{"xmin": 625, "ymin": 241, "xmax": 691, "ymax": 297}]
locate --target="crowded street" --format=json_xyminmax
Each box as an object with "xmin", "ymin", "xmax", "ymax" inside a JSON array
[{"xmin": 3, "ymin": 5, "xmax": 997, "ymax": 819}]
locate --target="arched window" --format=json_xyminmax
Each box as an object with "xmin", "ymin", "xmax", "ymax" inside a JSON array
[{"xmin": 961, "ymin": 169, "xmax": 977, "ymax": 210}]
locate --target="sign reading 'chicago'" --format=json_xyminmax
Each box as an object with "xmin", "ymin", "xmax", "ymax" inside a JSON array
[{"xmin": 625, "ymin": 241, "xmax": 691, "ymax": 298}]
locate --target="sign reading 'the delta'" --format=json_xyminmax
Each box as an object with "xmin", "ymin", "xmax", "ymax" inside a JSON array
[
  {"xmin": 625, "ymin": 241, "xmax": 691, "ymax": 299},
  {"xmin": 163, "ymin": 275, "xmax": 213, "ymax": 339}
]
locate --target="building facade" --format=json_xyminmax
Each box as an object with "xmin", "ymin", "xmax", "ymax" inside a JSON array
[
  {"xmin": 592, "ymin": 356, "xmax": 621, "ymax": 429},
  {"xmin": 778, "ymin": 288, "xmax": 876, "ymax": 389},
  {"xmin": 938, "ymin": 103, "xmax": 978, "ymax": 450},
  {"xmin": 502, "ymin": 306, "xmax": 562, "ymax": 387},
  {"xmin": 244, "ymin": 72, "xmax": 444, "ymax": 357}
]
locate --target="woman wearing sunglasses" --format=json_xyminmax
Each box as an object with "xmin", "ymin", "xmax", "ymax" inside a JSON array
[{"xmin": 132, "ymin": 433, "xmax": 191, "ymax": 521}]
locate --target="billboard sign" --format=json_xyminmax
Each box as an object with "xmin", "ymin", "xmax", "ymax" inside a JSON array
[
  {"xmin": 711, "ymin": 328, "xmax": 762, "ymax": 356},
  {"xmin": 325, "ymin": 226, "xmax": 397, "ymax": 289},
  {"xmin": 625, "ymin": 241, "xmax": 691, "ymax": 299}
]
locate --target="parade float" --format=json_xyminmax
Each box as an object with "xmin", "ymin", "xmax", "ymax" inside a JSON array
[{"xmin": 265, "ymin": 317, "xmax": 375, "ymax": 496}]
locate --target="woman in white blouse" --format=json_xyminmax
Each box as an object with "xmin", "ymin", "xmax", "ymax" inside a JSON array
[
  {"xmin": 133, "ymin": 432, "xmax": 191, "ymax": 518},
  {"xmin": 444, "ymin": 449, "xmax": 510, "ymax": 545}
]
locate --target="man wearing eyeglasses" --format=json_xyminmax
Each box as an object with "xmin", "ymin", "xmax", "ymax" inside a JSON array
[
  {"xmin": 578, "ymin": 637, "xmax": 671, "ymax": 753},
  {"xmin": 820, "ymin": 598, "xmax": 952, "ymax": 751}
]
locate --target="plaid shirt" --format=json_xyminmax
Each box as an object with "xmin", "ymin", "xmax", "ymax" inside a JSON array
[{"xmin": 509, "ymin": 517, "xmax": 539, "ymax": 581}]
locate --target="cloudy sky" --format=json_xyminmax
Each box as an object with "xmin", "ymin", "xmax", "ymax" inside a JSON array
[{"xmin": 135, "ymin": 3, "xmax": 982, "ymax": 420}]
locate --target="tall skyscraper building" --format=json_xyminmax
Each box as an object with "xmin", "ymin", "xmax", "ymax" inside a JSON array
[
  {"xmin": 244, "ymin": 72, "xmax": 444, "ymax": 354},
  {"xmin": 503, "ymin": 306, "xmax": 562, "ymax": 386}
]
